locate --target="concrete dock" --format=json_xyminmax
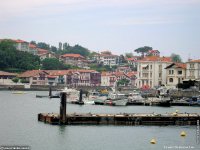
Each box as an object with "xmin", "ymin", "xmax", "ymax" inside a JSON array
[
  {"xmin": 38, "ymin": 112, "xmax": 200, "ymax": 126},
  {"xmin": 38, "ymin": 92, "xmax": 200, "ymax": 126}
]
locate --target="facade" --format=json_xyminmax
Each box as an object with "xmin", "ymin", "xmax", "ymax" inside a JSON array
[
  {"xmin": 18, "ymin": 70, "xmax": 49, "ymax": 85},
  {"xmin": 14, "ymin": 40, "xmax": 29, "ymax": 52},
  {"xmin": 101, "ymin": 72, "xmax": 116, "ymax": 87},
  {"xmin": 115, "ymin": 66, "xmax": 132, "ymax": 73},
  {"xmin": 146, "ymin": 50, "xmax": 160, "ymax": 56},
  {"xmin": 94, "ymin": 51, "xmax": 119, "ymax": 67},
  {"xmin": 0, "ymin": 71, "xmax": 18, "ymax": 85},
  {"xmin": 165, "ymin": 63, "xmax": 186, "ymax": 87},
  {"xmin": 67, "ymin": 69, "xmax": 101, "ymax": 87},
  {"xmin": 137, "ymin": 56, "xmax": 172, "ymax": 88},
  {"xmin": 186, "ymin": 59, "xmax": 200, "ymax": 80},
  {"xmin": 29, "ymin": 44, "xmax": 38, "ymax": 55},
  {"xmin": 60, "ymin": 54, "xmax": 88, "ymax": 68},
  {"xmin": 126, "ymin": 56, "xmax": 140, "ymax": 69}
]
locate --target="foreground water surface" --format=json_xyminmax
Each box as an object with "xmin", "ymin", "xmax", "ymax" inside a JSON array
[{"xmin": 0, "ymin": 91, "xmax": 199, "ymax": 150}]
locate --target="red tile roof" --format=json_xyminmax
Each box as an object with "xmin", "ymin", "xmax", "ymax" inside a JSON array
[
  {"xmin": 37, "ymin": 48, "xmax": 49, "ymax": 54},
  {"xmin": 175, "ymin": 63, "xmax": 186, "ymax": 69},
  {"xmin": 61, "ymin": 54, "xmax": 85, "ymax": 59},
  {"xmin": 46, "ymin": 70, "xmax": 70, "ymax": 76},
  {"xmin": 0, "ymin": 71, "xmax": 17, "ymax": 76},
  {"xmin": 139, "ymin": 56, "xmax": 172, "ymax": 62},
  {"xmin": 13, "ymin": 39, "xmax": 28, "ymax": 43},
  {"xmin": 126, "ymin": 56, "xmax": 140, "ymax": 61},
  {"xmin": 126, "ymin": 71, "xmax": 137, "ymax": 77},
  {"xmin": 189, "ymin": 59, "xmax": 200, "ymax": 63},
  {"xmin": 18, "ymin": 70, "xmax": 48, "ymax": 78},
  {"xmin": 29, "ymin": 44, "xmax": 37, "ymax": 48},
  {"xmin": 69, "ymin": 69, "xmax": 98, "ymax": 73}
]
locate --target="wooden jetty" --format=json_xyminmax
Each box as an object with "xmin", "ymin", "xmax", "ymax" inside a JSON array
[{"xmin": 38, "ymin": 92, "xmax": 200, "ymax": 126}]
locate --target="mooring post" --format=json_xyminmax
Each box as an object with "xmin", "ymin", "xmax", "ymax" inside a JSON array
[
  {"xmin": 60, "ymin": 92, "xmax": 67, "ymax": 124},
  {"xmin": 79, "ymin": 89, "xmax": 83, "ymax": 102},
  {"xmin": 49, "ymin": 86, "xmax": 52, "ymax": 97}
]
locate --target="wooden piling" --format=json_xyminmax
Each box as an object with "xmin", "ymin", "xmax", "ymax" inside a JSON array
[{"xmin": 59, "ymin": 92, "xmax": 67, "ymax": 124}]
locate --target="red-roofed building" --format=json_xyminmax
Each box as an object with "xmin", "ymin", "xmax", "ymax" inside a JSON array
[
  {"xmin": 146, "ymin": 50, "xmax": 160, "ymax": 56},
  {"xmin": 18, "ymin": 70, "xmax": 49, "ymax": 85},
  {"xmin": 29, "ymin": 44, "xmax": 38, "ymax": 55},
  {"xmin": 137, "ymin": 56, "xmax": 172, "ymax": 88},
  {"xmin": 0, "ymin": 71, "xmax": 18, "ymax": 85},
  {"xmin": 13, "ymin": 39, "xmax": 30, "ymax": 52},
  {"xmin": 165, "ymin": 63, "xmax": 186, "ymax": 87},
  {"xmin": 94, "ymin": 51, "xmax": 119, "ymax": 67},
  {"xmin": 186, "ymin": 59, "xmax": 200, "ymax": 80},
  {"xmin": 60, "ymin": 54, "xmax": 88, "ymax": 68}
]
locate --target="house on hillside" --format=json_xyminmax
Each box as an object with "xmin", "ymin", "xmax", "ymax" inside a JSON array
[
  {"xmin": 60, "ymin": 54, "xmax": 88, "ymax": 68},
  {"xmin": 146, "ymin": 50, "xmax": 160, "ymax": 56},
  {"xmin": 165, "ymin": 63, "xmax": 186, "ymax": 87},
  {"xmin": 13, "ymin": 39, "xmax": 30, "ymax": 52},
  {"xmin": 94, "ymin": 51, "xmax": 120, "ymax": 67}
]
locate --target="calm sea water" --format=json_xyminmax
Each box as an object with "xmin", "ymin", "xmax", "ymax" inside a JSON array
[{"xmin": 0, "ymin": 91, "xmax": 199, "ymax": 150}]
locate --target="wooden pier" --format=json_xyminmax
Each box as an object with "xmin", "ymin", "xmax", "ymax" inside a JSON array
[
  {"xmin": 38, "ymin": 112, "xmax": 200, "ymax": 126},
  {"xmin": 38, "ymin": 92, "xmax": 200, "ymax": 126}
]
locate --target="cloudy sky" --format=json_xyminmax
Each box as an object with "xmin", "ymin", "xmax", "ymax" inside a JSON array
[{"xmin": 0, "ymin": 0, "xmax": 200, "ymax": 60}]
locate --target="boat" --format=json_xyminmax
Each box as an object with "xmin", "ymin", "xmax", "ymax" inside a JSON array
[
  {"xmin": 127, "ymin": 92, "xmax": 145, "ymax": 105},
  {"xmin": 12, "ymin": 91, "xmax": 26, "ymax": 94},
  {"xmin": 105, "ymin": 93, "xmax": 128, "ymax": 106},
  {"xmin": 147, "ymin": 96, "xmax": 172, "ymax": 107}
]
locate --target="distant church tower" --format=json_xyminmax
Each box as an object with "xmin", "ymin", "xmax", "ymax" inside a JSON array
[{"xmin": 59, "ymin": 42, "xmax": 63, "ymax": 50}]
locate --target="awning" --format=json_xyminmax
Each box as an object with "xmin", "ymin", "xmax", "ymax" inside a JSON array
[{"xmin": 141, "ymin": 64, "xmax": 148, "ymax": 68}]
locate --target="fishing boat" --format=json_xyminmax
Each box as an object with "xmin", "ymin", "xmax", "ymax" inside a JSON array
[
  {"xmin": 147, "ymin": 96, "xmax": 172, "ymax": 107},
  {"xmin": 127, "ymin": 92, "xmax": 145, "ymax": 105}
]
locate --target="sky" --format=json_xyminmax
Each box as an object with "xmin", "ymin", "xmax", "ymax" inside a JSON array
[{"xmin": 0, "ymin": 0, "xmax": 200, "ymax": 61}]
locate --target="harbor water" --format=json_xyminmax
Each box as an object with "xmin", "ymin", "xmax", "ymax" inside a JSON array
[{"xmin": 0, "ymin": 91, "xmax": 199, "ymax": 150}]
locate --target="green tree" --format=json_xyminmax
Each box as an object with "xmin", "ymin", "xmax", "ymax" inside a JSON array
[
  {"xmin": 117, "ymin": 79, "xmax": 130, "ymax": 86},
  {"xmin": 42, "ymin": 58, "xmax": 70, "ymax": 70},
  {"xmin": 125, "ymin": 53, "xmax": 133, "ymax": 58},
  {"xmin": 0, "ymin": 40, "xmax": 40, "ymax": 71},
  {"xmin": 134, "ymin": 46, "xmax": 152, "ymax": 58},
  {"xmin": 171, "ymin": 53, "xmax": 182, "ymax": 62},
  {"xmin": 37, "ymin": 42, "xmax": 50, "ymax": 50},
  {"xmin": 50, "ymin": 46, "xmax": 58, "ymax": 52},
  {"xmin": 12, "ymin": 77, "xmax": 19, "ymax": 83}
]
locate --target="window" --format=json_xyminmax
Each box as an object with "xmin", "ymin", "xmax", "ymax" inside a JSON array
[
  {"xmin": 159, "ymin": 73, "xmax": 162, "ymax": 78},
  {"xmin": 190, "ymin": 63, "xmax": 194, "ymax": 68},
  {"xmin": 178, "ymin": 70, "xmax": 182, "ymax": 75},
  {"xmin": 169, "ymin": 70, "xmax": 174, "ymax": 75},
  {"xmin": 169, "ymin": 78, "xmax": 173, "ymax": 83},
  {"xmin": 33, "ymin": 77, "xmax": 37, "ymax": 80}
]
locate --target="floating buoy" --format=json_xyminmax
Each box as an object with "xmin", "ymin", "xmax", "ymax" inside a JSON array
[
  {"xmin": 180, "ymin": 131, "xmax": 186, "ymax": 137},
  {"xmin": 150, "ymin": 138, "xmax": 156, "ymax": 144}
]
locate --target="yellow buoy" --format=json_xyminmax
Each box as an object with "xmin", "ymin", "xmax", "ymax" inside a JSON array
[
  {"xmin": 180, "ymin": 131, "xmax": 186, "ymax": 137},
  {"xmin": 150, "ymin": 138, "xmax": 156, "ymax": 144}
]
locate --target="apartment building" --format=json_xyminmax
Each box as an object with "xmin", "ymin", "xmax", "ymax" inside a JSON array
[
  {"xmin": 137, "ymin": 56, "xmax": 172, "ymax": 88},
  {"xmin": 186, "ymin": 59, "xmax": 200, "ymax": 80}
]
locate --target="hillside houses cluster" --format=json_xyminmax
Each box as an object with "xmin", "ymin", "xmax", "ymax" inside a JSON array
[{"xmin": 1, "ymin": 39, "xmax": 200, "ymax": 89}]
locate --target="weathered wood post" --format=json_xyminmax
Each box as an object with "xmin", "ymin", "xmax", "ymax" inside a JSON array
[
  {"xmin": 79, "ymin": 89, "xmax": 83, "ymax": 102},
  {"xmin": 49, "ymin": 86, "xmax": 52, "ymax": 97},
  {"xmin": 60, "ymin": 92, "xmax": 67, "ymax": 124}
]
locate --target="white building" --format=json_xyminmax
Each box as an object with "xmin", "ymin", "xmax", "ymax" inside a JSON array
[
  {"xmin": 165, "ymin": 63, "xmax": 186, "ymax": 87},
  {"xmin": 186, "ymin": 59, "xmax": 200, "ymax": 80},
  {"xmin": 95, "ymin": 51, "xmax": 119, "ymax": 67},
  {"xmin": 137, "ymin": 56, "xmax": 172, "ymax": 88},
  {"xmin": 14, "ymin": 40, "xmax": 30, "ymax": 52}
]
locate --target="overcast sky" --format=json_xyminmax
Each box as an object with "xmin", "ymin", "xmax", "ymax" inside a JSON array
[{"xmin": 0, "ymin": 0, "xmax": 200, "ymax": 61}]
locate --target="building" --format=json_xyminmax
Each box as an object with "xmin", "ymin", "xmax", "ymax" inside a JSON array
[
  {"xmin": 18, "ymin": 70, "xmax": 49, "ymax": 85},
  {"xmin": 60, "ymin": 54, "xmax": 88, "ymax": 68},
  {"xmin": 146, "ymin": 50, "xmax": 160, "ymax": 56},
  {"xmin": 94, "ymin": 51, "xmax": 119, "ymax": 67},
  {"xmin": 67, "ymin": 69, "xmax": 101, "ymax": 87},
  {"xmin": 165, "ymin": 63, "xmax": 186, "ymax": 87},
  {"xmin": 126, "ymin": 56, "xmax": 140, "ymax": 69},
  {"xmin": 101, "ymin": 72, "xmax": 116, "ymax": 87},
  {"xmin": 137, "ymin": 56, "xmax": 172, "ymax": 88},
  {"xmin": 186, "ymin": 59, "xmax": 200, "ymax": 80},
  {"xmin": 29, "ymin": 44, "xmax": 38, "ymax": 55},
  {"xmin": 14, "ymin": 39, "xmax": 30, "ymax": 52},
  {"xmin": 115, "ymin": 66, "xmax": 132, "ymax": 73},
  {"xmin": 0, "ymin": 71, "xmax": 18, "ymax": 85}
]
